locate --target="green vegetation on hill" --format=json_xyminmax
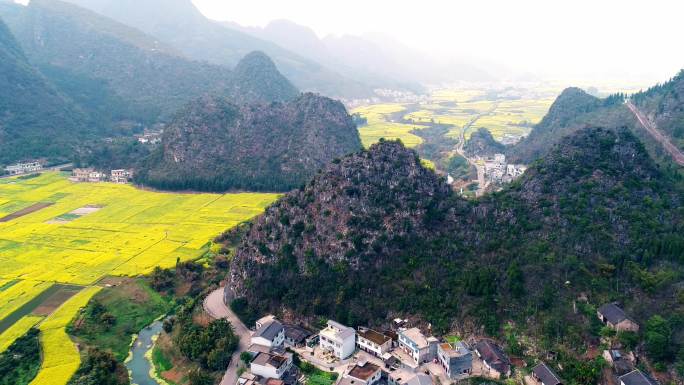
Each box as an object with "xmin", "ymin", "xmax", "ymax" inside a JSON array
[
  {"xmin": 464, "ymin": 127, "xmax": 505, "ymax": 158},
  {"xmin": 137, "ymin": 93, "xmax": 362, "ymax": 192},
  {"xmin": 69, "ymin": 279, "xmax": 172, "ymax": 361},
  {"xmin": 228, "ymin": 130, "xmax": 684, "ymax": 382},
  {"xmin": 633, "ymin": 70, "xmax": 684, "ymax": 151},
  {"xmin": 0, "ymin": 18, "xmax": 90, "ymax": 164},
  {"xmin": 0, "ymin": 328, "xmax": 40, "ymax": 385}
]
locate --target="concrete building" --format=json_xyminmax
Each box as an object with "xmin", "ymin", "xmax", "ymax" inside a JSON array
[
  {"xmin": 341, "ymin": 361, "xmax": 382, "ymax": 385},
  {"xmin": 250, "ymin": 352, "xmax": 293, "ymax": 379},
  {"xmin": 4, "ymin": 162, "xmax": 42, "ymax": 175},
  {"xmin": 319, "ymin": 320, "xmax": 356, "ymax": 359},
  {"xmin": 357, "ymin": 328, "xmax": 392, "ymax": 357},
  {"xmin": 437, "ymin": 341, "xmax": 472, "ymax": 379},
  {"xmin": 252, "ymin": 318, "xmax": 285, "ymax": 348},
  {"xmin": 111, "ymin": 169, "xmax": 133, "ymax": 184},
  {"xmin": 597, "ymin": 303, "xmax": 639, "ymax": 332},
  {"xmin": 531, "ymin": 363, "xmax": 563, "ymax": 385},
  {"xmin": 398, "ymin": 328, "xmax": 437, "ymax": 364},
  {"xmin": 70, "ymin": 168, "xmax": 93, "ymax": 182},
  {"xmin": 474, "ymin": 340, "xmax": 511, "ymax": 379}
]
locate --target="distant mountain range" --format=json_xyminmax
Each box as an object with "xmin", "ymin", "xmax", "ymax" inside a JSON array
[
  {"xmin": 226, "ymin": 19, "xmax": 493, "ymax": 88},
  {"xmin": 0, "ymin": 0, "xmax": 307, "ymax": 165},
  {"xmin": 59, "ymin": 0, "xmax": 377, "ymax": 98}
]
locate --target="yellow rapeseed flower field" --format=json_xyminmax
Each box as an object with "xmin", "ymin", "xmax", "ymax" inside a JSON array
[
  {"xmin": 0, "ymin": 315, "xmax": 42, "ymax": 353},
  {"xmin": 0, "ymin": 173, "xmax": 278, "ymax": 383},
  {"xmin": 29, "ymin": 287, "xmax": 100, "ymax": 385}
]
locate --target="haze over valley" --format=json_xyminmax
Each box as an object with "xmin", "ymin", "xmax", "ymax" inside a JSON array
[{"xmin": 0, "ymin": 2, "xmax": 683, "ymax": 385}]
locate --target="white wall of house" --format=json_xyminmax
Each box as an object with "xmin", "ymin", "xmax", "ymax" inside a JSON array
[
  {"xmin": 320, "ymin": 334, "xmax": 355, "ymax": 359},
  {"xmin": 357, "ymin": 336, "xmax": 390, "ymax": 356},
  {"xmin": 250, "ymin": 357, "xmax": 291, "ymax": 379},
  {"xmin": 251, "ymin": 329, "xmax": 285, "ymax": 348}
]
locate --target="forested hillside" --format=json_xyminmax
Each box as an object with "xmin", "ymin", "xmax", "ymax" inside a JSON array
[
  {"xmin": 136, "ymin": 93, "xmax": 362, "ymax": 192},
  {"xmin": 0, "ymin": 18, "xmax": 90, "ymax": 164},
  {"xmin": 228, "ymin": 130, "xmax": 684, "ymax": 378},
  {"xmin": 633, "ymin": 70, "xmax": 684, "ymax": 152},
  {"xmin": 464, "ymin": 127, "xmax": 506, "ymax": 157},
  {"xmin": 0, "ymin": 0, "xmax": 234, "ymax": 123}
]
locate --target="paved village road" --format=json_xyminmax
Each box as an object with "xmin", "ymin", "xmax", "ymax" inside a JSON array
[
  {"xmin": 204, "ymin": 287, "xmax": 252, "ymax": 385},
  {"xmin": 626, "ymin": 101, "xmax": 684, "ymax": 166}
]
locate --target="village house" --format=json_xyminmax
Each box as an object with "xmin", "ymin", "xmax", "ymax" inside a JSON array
[
  {"xmin": 252, "ymin": 317, "xmax": 285, "ymax": 348},
  {"xmin": 339, "ymin": 361, "xmax": 383, "ymax": 385},
  {"xmin": 357, "ymin": 328, "xmax": 393, "ymax": 357},
  {"xmin": 603, "ymin": 349, "xmax": 636, "ymax": 376},
  {"xmin": 70, "ymin": 168, "xmax": 93, "ymax": 182},
  {"xmin": 319, "ymin": 320, "xmax": 356, "ymax": 359},
  {"xmin": 110, "ymin": 169, "xmax": 133, "ymax": 184},
  {"xmin": 250, "ymin": 351, "xmax": 293, "ymax": 380},
  {"xmin": 474, "ymin": 340, "xmax": 511, "ymax": 379},
  {"xmin": 388, "ymin": 371, "xmax": 433, "ymax": 385},
  {"xmin": 398, "ymin": 328, "xmax": 438, "ymax": 365},
  {"xmin": 283, "ymin": 324, "xmax": 312, "ymax": 348},
  {"xmin": 4, "ymin": 161, "xmax": 42, "ymax": 175},
  {"xmin": 530, "ymin": 363, "xmax": 563, "ymax": 385},
  {"xmin": 618, "ymin": 369, "xmax": 658, "ymax": 385},
  {"xmin": 597, "ymin": 303, "xmax": 639, "ymax": 332},
  {"xmin": 437, "ymin": 341, "xmax": 472, "ymax": 379},
  {"xmin": 70, "ymin": 168, "xmax": 106, "ymax": 183}
]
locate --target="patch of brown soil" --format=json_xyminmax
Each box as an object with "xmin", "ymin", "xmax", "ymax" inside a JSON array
[{"xmin": 0, "ymin": 202, "xmax": 53, "ymax": 222}]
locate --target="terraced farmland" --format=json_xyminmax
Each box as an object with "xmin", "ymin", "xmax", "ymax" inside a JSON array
[{"xmin": 0, "ymin": 172, "xmax": 278, "ymax": 383}]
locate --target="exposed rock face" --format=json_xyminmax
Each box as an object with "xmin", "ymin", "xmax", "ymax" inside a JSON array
[
  {"xmin": 137, "ymin": 93, "xmax": 362, "ymax": 192},
  {"xmin": 226, "ymin": 128, "xmax": 682, "ymax": 330},
  {"xmin": 463, "ymin": 127, "xmax": 506, "ymax": 158}
]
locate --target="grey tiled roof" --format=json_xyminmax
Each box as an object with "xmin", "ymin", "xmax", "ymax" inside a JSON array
[
  {"xmin": 254, "ymin": 320, "xmax": 284, "ymax": 341},
  {"xmin": 598, "ymin": 303, "xmax": 633, "ymax": 324},
  {"xmin": 532, "ymin": 363, "xmax": 562, "ymax": 385}
]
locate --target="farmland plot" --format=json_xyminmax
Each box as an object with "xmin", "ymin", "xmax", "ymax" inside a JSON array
[{"xmin": 0, "ymin": 173, "xmax": 278, "ymax": 383}]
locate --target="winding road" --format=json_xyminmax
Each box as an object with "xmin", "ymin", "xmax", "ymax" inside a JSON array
[
  {"xmin": 455, "ymin": 103, "xmax": 499, "ymax": 196},
  {"xmin": 626, "ymin": 101, "xmax": 684, "ymax": 166},
  {"xmin": 204, "ymin": 287, "xmax": 252, "ymax": 385}
]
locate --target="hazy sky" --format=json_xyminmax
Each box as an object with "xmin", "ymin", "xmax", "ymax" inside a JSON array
[{"xmin": 192, "ymin": 0, "xmax": 683, "ymax": 85}]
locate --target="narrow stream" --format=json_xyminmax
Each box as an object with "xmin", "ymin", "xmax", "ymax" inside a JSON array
[{"xmin": 126, "ymin": 320, "xmax": 164, "ymax": 385}]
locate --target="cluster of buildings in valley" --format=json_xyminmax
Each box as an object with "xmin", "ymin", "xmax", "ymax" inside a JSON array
[
  {"xmin": 69, "ymin": 168, "xmax": 134, "ymax": 184},
  {"xmin": 238, "ymin": 301, "xmax": 657, "ymax": 385},
  {"xmin": 481, "ymin": 153, "xmax": 527, "ymax": 184},
  {"xmin": 3, "ymin": 161, "xmax": 44, "ymax": 176}
]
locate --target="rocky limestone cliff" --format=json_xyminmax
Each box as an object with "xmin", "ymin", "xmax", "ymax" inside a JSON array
[{"xmin": 136, "ymin": 93, "xmax": 362, "ymax": 192}]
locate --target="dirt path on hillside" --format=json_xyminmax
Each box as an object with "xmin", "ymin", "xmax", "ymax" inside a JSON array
[{"xmin": 626, "ymin": 101, "xmax": 684, "ymax": 166}]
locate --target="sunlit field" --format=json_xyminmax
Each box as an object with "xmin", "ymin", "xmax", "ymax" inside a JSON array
[
  {"xmin": 353, "ymin": 88, "xmax": 553, "ymax": 148},
  {"xmin": 353, "ymin": 104, "xmax": 429, "ymax": 148},
  {"xmin": 0, "ymin": 173, "xmax": 278, "ymax": 382}
]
